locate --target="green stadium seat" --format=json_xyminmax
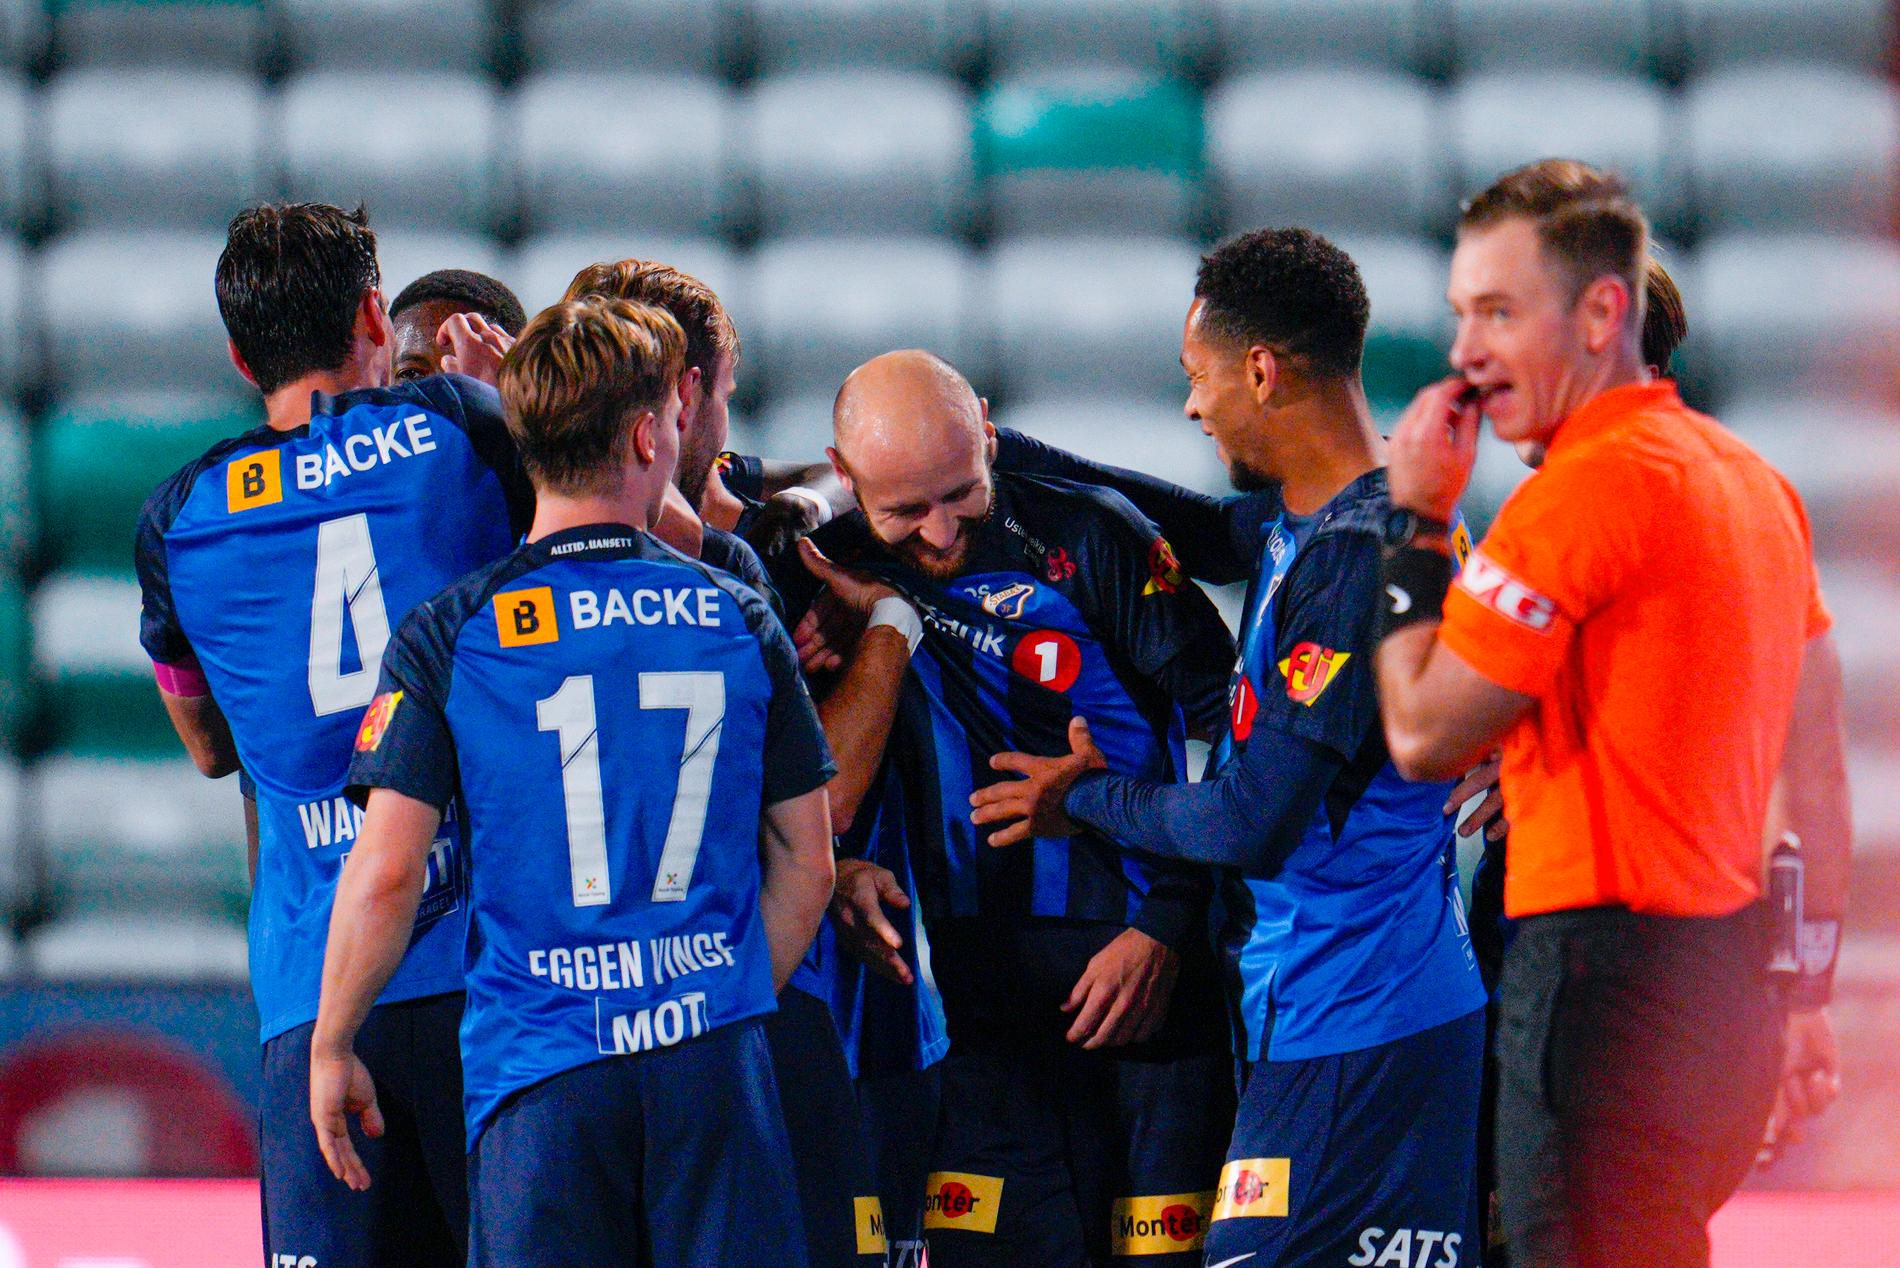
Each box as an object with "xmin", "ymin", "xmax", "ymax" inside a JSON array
[
  {"xmin": 1334, "ymin": 235, "xmax": 1454, "ymax": 417},
  {"xmin": 31, "ymin": 571, "xmax": 179, "ymax": 757},
  {"xmin": 976, "ymin": 71, "xmax": 1203, "ymax": 235},
  {"xmin": 0, "ymin": 571, "xmax": 28, "ymax": 750},
  {"xmin": 0, "ymin": 407, "xmax": 27, "ymax": 567},
  {"xmin": 34, "ymin": 394, "xmax": 259, "ymax": 576}
]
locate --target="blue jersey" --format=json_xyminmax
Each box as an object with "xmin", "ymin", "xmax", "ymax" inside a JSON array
[
  {"xmin": 814, "ymin": 473, "xmax": 1234, "ymax": 950},
  {"xmin": 135, "ymin": 376, "xmax": 532, "ymax": 1042},
  {"xmin": 1219, "ymin": 471, "xmax": 1484, "ymax": 1061},
  {"xmin": 345, "ymin": 525, "xmax": 835, "ymax": 1148}
]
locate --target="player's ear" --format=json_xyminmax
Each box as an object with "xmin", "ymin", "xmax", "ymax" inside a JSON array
[
  {"xmin": 1578, "ymin": 275, "xmax": 1631, "ymax": 356},
  {"xmin": 227, "ymin": 338, "xmax": 259, "ymax": 390},
  {"xmin": 632, "ymin": 410, "xmax": 660, "ymax": 466},
  {"xmin": 1246, "ymin": 344, "xmax": 1278, "ymax": 405},
  {"xmin": 676, "ymin": 365, "xmax": 703, "ymax": 420},
  {"xmin": 360, "ymin": 288, "xmax": 391, "ymax": 348},
  {"xmin": 825, "ymin": 445, "xmax": 855, "ymax": 495}
]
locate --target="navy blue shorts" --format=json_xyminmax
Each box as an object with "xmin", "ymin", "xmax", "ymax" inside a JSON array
[
  {"xmin": 468, "ymin": 1016, "xmax": 807, "ymax": 1267},
  {"xmin": 858, "ymin": 1063, "xmax": 944, "ymax": 1268},
  {"xmin": 767, "ymin": 985, "xmax": 889, "ymax": 1265},
  {"xmin": 1204, "ymin": 1008, "xmax": 1486, "ymax": 1268},
  {"xmin": 260, "ymin": 992, "xmax": 467, "ymax": 1268}
]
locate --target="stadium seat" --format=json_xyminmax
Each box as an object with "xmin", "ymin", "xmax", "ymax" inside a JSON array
[
  {"xmin": 23, "ymin": 912, "xmax": 250, "ymax": 984},
  {"xmin": 1685, "ymin": 65, "xmax": 1899, "ymax": 234},
  {"xmin": 999, "ymin": 398, "xmax": 1227, "ymax": 497},
  {"xmin": 376, "ymin": 230, "xmax": 507, "ymax": 301},
  {"xmin": 977, "ymin": 71, "xmax": 1203, "ymax": 236},
  {"xmin": 0, "ymin": 0, "xmax": 43, "ymax": 69},
  {"xmin": 35, "ymin": 394, "xmax": 259, "ymax": 576},
  {"xmin": 982, "ymin": 235, "xmax": 1200, "ymax": 404},
  {"xmin": 282, "ymin": 71, "xmax": 499, "ymax": 232},
  {"xmin": 1332, "ymin": 234, "xmax": 1454, "ymax": 415},
  {"xmin": 512, "ymin": 73, "xmax": 730, "ymax": 239},
  {"xmin": 506, "ymin": 233, "xmax": 744, "ymax": 322},
  {"xmin": 1446, "ymin": 0, "xmax": 1655, "ymax": 74},
  {"xmin": 0, "ymin": 407, "xmax": 26, "ymax": 566},
  {"xmin": 1678, "ymin": 0, "xmax": 1894, "ymax": 74},
  {"xmin": 741, "ymin": 71, "xmax": 973, "ymax": 239},
  {"xmin": 44, "ymin": 70, "xmax": 265, "ymax": 231},
  {"xmin": 751, "ymin": 392, "xmax": 840, "ymax": 464},
  {"xmin": 1211, "ymin": 0, "xmax": 1430, "ymax": 74},
  {"xmin": 983, "ymin": 0, "xmax": 1201, "ymax": 75},
  {"xmin": 277, "ymin": 0, "xmax": 491, "ymax": 73},
  {"xmin": 36, "ymin": 231, "xmax": 232, "ymax": 394},
  {"xmin": 0, "ymin": 754, "xmax": 18, "ymax": 912},
  {"xmin": 748, "ymin": 0, "xmax": 979, "ymax": 73},
  {"xmin": 1690, "ymin": 233, "xmax": 1900, "ymax": 402},
  {"xmin": 0, "ymin": 236, "xmax": 23, "ymax": 400},
  {"xmin": 1207, "ymin": 69, "xmax": 1445, "ymax": 238},
  {"xmin": 1449, "ymin": 71, "xmax": 1684, "ymax": 234},
  {"xmin": 31, "ymin": 573, "xmax": 186, "ymax": 759},
  {"xmin": 0, "ymin": 73, "xmax": 30, "ymax": 232},
  {"xmin": 0, "ymin": 572, "xmax": 26, "ymax": 750},
  {"xmin": 749, "ymin": 236, "xmax": 980, "ymax": 402},
  {"xmin": 31, "ymin": 756, "xmax": 248, "ymax": 920},
  {"xmin": 53, "ymin": 0, "xmax": 265, "ymax": 69},
  {"xmin": 519, "ymin": 0, "xmax": 725, "ymax": 76},
  {"xmin": 1721, "ymin": 395, "xmax": 1900, "ymax": 552}
]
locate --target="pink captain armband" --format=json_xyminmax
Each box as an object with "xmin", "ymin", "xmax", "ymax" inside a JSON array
[{"xmin": 153, "ymin": 658, "xmax": 210, "ymax": 698}]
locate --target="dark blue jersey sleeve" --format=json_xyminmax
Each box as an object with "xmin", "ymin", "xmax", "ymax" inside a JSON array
[
  {"xmin": 994, "ymin": 427, "xmax": 1279, "ymax": 585},
  {"xmin": 344, "ymin": 598, "xmax": 462, "ymax": 812},
  {"xmin": 1252, "ymin": 529, "xmax": 1382, "ymax": 762},
  {"xmin": 735, "ymin": 583, "xmax": 838, "ymax": 806},
  {"xmin": 701, "ymin": 526, "xmax": 783, "ymax": 618},
  {"xmin": 415, "ymin": 374, "xmax": 536, "ymax": 539},
  {"xmin": 134, "ymin": 468, "xmax": 194, "ymax": 668}
]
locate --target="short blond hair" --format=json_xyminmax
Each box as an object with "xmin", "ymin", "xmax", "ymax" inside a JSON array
[
  {"xmin": 1462, "ymin": 159, "xmax": 1650, "ymax": 326},
  {"xmin": 563, "ymin": 258, "xmax": 739, "ymax": 384},
  {"xmin": 498, "ymin": 297, "xmax": 685, "ymax": 496}
]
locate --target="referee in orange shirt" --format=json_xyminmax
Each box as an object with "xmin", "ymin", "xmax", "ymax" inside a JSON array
[{"xmin": 1372, "ymin": 160, "xmax": 1851, "ymax": 1267}]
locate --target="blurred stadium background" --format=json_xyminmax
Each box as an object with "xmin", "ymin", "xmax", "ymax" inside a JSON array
[{"xmin": 0, "ymin": 0, "xmax": 1891, "ymax": 1225}]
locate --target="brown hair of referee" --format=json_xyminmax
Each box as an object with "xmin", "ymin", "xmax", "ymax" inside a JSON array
[
  {"xmin": 1462, "ymin": 159, "xmax": 1650, "ymax": 330},
  {"xmin": 498, "ymin": 297, "xmax": 686, "ymax": 498}
]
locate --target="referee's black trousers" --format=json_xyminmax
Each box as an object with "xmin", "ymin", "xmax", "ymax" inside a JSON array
[{"xmin": 1495, "ymin": 903, "xmax": 1781, "ymax": 1268}]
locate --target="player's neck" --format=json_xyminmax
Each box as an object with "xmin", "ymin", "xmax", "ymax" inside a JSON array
[
  {"xmin": 261, "ymin": 365, "xmax": 387, "ymax": 433},
  {"xmin": 527, "ymin": 488, "xmax": 656, "ymax": 543},
  {"xmin": 1276, "ymin": 377, "xmax": 1384, "ymax": 517}
]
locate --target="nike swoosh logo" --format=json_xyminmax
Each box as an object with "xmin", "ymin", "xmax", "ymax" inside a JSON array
[
  {"xmin": 1207, "ymin": 1256, "xmax": 1257, "ymax": 1268},
  {"xmin": 1386, "ymin": 583, "xmax": 1412, "ymax": 614}
]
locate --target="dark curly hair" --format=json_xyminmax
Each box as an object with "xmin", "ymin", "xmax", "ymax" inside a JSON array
[
  {"xmin": 216, "ymin": 202, "xmax": 381, "ymax": 395},
  {"xmin": 1193, "ymin": 228, "xmax": 1371, "ymax": 379},
  {"xmin": 390, "ymin": 268, "xmax": 527, "ymax": 337}
]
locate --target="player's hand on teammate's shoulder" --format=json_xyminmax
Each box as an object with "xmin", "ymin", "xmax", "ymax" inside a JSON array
[
  {"xmin": 1063, "ymin": 927, "xmax": 1180, "ymax": 1050},
  {"xmin": 309, "ymin": 1045, "xmax": 383, "ymax": 1192},
  {"xmin": 1387, "ymin": 376, "xmax": 1484, "ymax": 523},
  {"xmin": 972, "ymin": 716, "xmax": 1108, "ymax": 848},
  {"xmin": 745, "ymin": 492, "xmax": 828, "ymax": 559},
  {"xmin": 436, "ymin": 311, "xmax": 514, "ymax": 387},
  {"xmin": 1448, "ymin": 752, "xmax": 1508, "ymax": 843},
  {"xmin": 795, "ymin": 539, "xmax": 899, "ymax": 675},
  {"xmin": 829, "ymin": 858, "xmax": 915, "ymax": 986}
]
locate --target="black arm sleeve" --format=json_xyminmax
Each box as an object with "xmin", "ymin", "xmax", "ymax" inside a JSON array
[
  {"xmin": 135, "ymin": 475, "xmax": 193, "ymax": 667},
  {"xmin": 1066, "ymin": 727, "xmax": 1343, "ymax": 875},
  {"xmin": 741, "ymin": 590, "xmax": 839, "ymax": 805},
  {"xmin": 994, "ymin": 427, "xmax": 1278, "ymax": 584},
  {"xmin": 430, "ymin": 374, "xmax": 536, "ymax": 538}
]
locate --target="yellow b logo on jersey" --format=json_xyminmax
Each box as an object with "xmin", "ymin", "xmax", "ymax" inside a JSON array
[
  {"xmin": 494, "ymin": 587, "xmax": 559, "ymax": 647},
  {"xmin": 227, "ymin": 450, "xmax": 283, "ymax": 512}
]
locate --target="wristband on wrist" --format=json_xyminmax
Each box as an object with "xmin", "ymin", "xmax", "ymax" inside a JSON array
[
  {"xmin": 1790, "ymin": 917, "xmax": 1841, "ymax": 1009},
  {"xmin": 1378, "ymin": 544, "xmax": 1455, "ymax": 640},
  {"xmin": 779, "ymin": 486, "xmax": 833, "ymax": 526},
  {"xmin": 866, "ymin": 596, "xmax": 923, "ymax": 656}
]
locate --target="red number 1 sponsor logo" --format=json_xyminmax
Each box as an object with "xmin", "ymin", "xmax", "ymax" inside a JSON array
[{"xmin": 1011, "ymin": 630, "xmax": 1082, "ymax": 692}]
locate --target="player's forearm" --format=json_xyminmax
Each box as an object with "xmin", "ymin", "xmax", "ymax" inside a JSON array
[
  {"xmin": 758, "ymin": 460, "xmax": 850, "ymax": 518},
  {"xmin": 816, "ymin": 626, "xmax": 911, "ymax": 835},
  {"xmin": 159, "ymin": 686, "xmax": 241, "ymax": 779},
  {"xmin": 1067, "ymin": 733, "xmax": 1339, "ymax": 874},
  {"xmin": 312, "ymin": 793, "xmax": 440, "ymax": 1056},
  {"xmin": 1782, "ymin": 632, "xmax": 1853, "ymax": 919},
  {"xmin": 760, "ymin": 787, "xmax": 836, "ymax": 991},
  {"xmin": 1129, "ymin": 868, "xmax": 1214, "ymax": 953}
]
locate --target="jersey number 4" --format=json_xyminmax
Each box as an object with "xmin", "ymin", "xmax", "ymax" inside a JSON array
[
  {"xmin": 537, "ymin": 672, "xmax": 726, "ymax": 908},
  {"xmin": 308, "ymin": 514, "xmax": 392, "ymax": 716}
]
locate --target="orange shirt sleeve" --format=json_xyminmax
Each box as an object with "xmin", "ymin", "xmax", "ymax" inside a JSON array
[
  {"xmin": 1439, "ymin": 450, "xmax": 1658, "ymax": 698},
  {"xmin": 1774, "ymin": 471, "xmax": 1833, "ymax": 640}
]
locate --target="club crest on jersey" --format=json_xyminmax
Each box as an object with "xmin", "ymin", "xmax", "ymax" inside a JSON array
[
  {"xmin": 1457, "ymin": 550, "xmax": 1555, "ymax": 631},
  {"xmin": 980, "ymin": 582, "xmax": 1036, "ymax": 621},
  {"xmin": 355, "ymin": 690, "xmax": 402, "ymax": 752},
  {"xmin": 1142, "ymin": 538, "xmax": 1184, "ymax": 595},
  {"xmin": 1278, "ymin": 642, "xmax": 1350, "ymax": 705},
  {"xmin": 226, "ymin": 449, "xmax": 284, "ymax": 512},
  {"xmin": 494, "ymin": 586, "xmax": 559, "ymax": 647}
]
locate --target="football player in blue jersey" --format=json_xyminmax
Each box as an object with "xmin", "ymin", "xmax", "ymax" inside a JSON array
[
  {"xmin": 136, "ymin": 203, "xmax": 535, "ymax": 1266},
  {"xmin": 812, "ymin": 350, "xmax": 1240, "ymax": 1267},
  {"xmin": 314, "ymin": 297, "xmax": 839, "ymax": 1265},
  {"xmin": 564, "ymin": 256, "xmax": 891, "ymax": 1266},
  {"xmin": 974, "ymin": 230, "xmax": 1489, "ymax": 1268}
]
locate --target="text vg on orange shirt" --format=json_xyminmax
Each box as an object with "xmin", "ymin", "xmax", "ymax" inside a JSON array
[{"xmin": 1438, "ymin": 382, "xmax": 1830, "ymax": 920}]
